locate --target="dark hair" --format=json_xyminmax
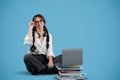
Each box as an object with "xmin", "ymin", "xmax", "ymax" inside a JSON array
[
  {"xmin": 32, "ymin": 14, "xmax": 46, "ymax": 23},
  {"xmin": 32, "ymin": 14, "xmax": 49, "ymax": 50}
]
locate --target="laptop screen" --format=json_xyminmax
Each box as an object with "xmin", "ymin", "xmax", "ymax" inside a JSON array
[{"xmin": 62, "ymin": 48, "xmax": 83, "ymax": 67}]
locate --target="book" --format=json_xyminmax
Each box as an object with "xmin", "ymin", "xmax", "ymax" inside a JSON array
[
  {"xmin": 56, "ymin": 74, "xmax": 86, "ymax": 80},
  {"xmin": 59, "ymin": 71, "xmax": 80, "ymax": 76},
  {"xmin": 63, "ymin": 64, "xmax": 80, "ymax": 68},
  {"xmin": 56, "ymin": 66, "xmax": 83, "ymax": 71}
]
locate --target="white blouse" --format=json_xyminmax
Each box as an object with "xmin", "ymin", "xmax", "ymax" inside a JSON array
[{"xmin": 24, "ymin": 33, "xmax": 55, "ymax": 58}]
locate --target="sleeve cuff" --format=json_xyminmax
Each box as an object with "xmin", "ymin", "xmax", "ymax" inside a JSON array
[{"xmin": 46, "ymin": 53, "xmax": 55, "ymax": 59}]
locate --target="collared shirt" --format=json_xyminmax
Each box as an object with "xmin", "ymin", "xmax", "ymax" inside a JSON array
[{"xmin": 24, "ymin": 33, "xmax": 55, "ymax": 58}]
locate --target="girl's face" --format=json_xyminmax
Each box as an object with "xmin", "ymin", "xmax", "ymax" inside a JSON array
[{"xmin": 34, "ymin": 17, "xmax": 44, "ymax": 30}]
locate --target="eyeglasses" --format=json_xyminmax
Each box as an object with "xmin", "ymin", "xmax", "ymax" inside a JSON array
[{"xmin": 34, "ymin": 20, "xmax": 43, "ymax": 24}]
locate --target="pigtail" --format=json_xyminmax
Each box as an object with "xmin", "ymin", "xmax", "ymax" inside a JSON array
[
  {"xmin": 44, "ymin": 26, "xmax": 49, "ymax": 50},
  {"xmin": 30, "ymin": 27, "xmax": 36, "ymax": 52}
]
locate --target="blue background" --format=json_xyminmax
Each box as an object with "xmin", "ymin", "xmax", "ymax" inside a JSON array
[{"xmin": 0, "ymin": 0, "xmax": 120, "ymax": 80}]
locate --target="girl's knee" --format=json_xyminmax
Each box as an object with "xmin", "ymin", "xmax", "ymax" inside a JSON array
[{"xmin": 24, "ymin": 54, "xmax": 32, "ymax": 61}]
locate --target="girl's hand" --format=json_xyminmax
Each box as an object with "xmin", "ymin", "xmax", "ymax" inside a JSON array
[
  {"xmin": 29, "ymin": 21, "xmax": 35, "ymax": 29},
  {"xmin": 48, "ymin": 61, "xmax": 54, "ymax": 68}
]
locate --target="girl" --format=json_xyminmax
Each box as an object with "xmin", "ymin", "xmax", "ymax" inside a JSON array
[{"xmin": 23, "ymin": 14, "xmax": 61, "ymax": 75}]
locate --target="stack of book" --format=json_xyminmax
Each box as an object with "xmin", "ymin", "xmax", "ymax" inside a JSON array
[{"xmin": 55, "ymin": 65, "xmax": 86, "ymax": 80}]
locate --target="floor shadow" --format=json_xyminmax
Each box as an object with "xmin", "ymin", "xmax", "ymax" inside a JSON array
[
  {"xmin": 16, "ymin": 71, "xmax": 57, "ymax": 76},
  {"xmin": 16, "ymin": 71, "xmax": 31, "ymax": 76}
]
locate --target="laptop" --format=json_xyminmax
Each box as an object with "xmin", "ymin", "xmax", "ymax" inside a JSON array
[{"xmin": 55, "ymin": 48, "xmax": 83, "ymax": 69}]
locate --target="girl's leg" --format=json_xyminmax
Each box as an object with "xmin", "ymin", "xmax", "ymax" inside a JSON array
[
  {"xmin": 43, "ymin": 54, "xmax": 62, "ymax": 74},
  {"xmin": 24, "ymin": 53, "xmax": 47, "ymax": 75},
  {"xmin": 53, "ymin": 54, "xmax": 62, "ymax": 64}
]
